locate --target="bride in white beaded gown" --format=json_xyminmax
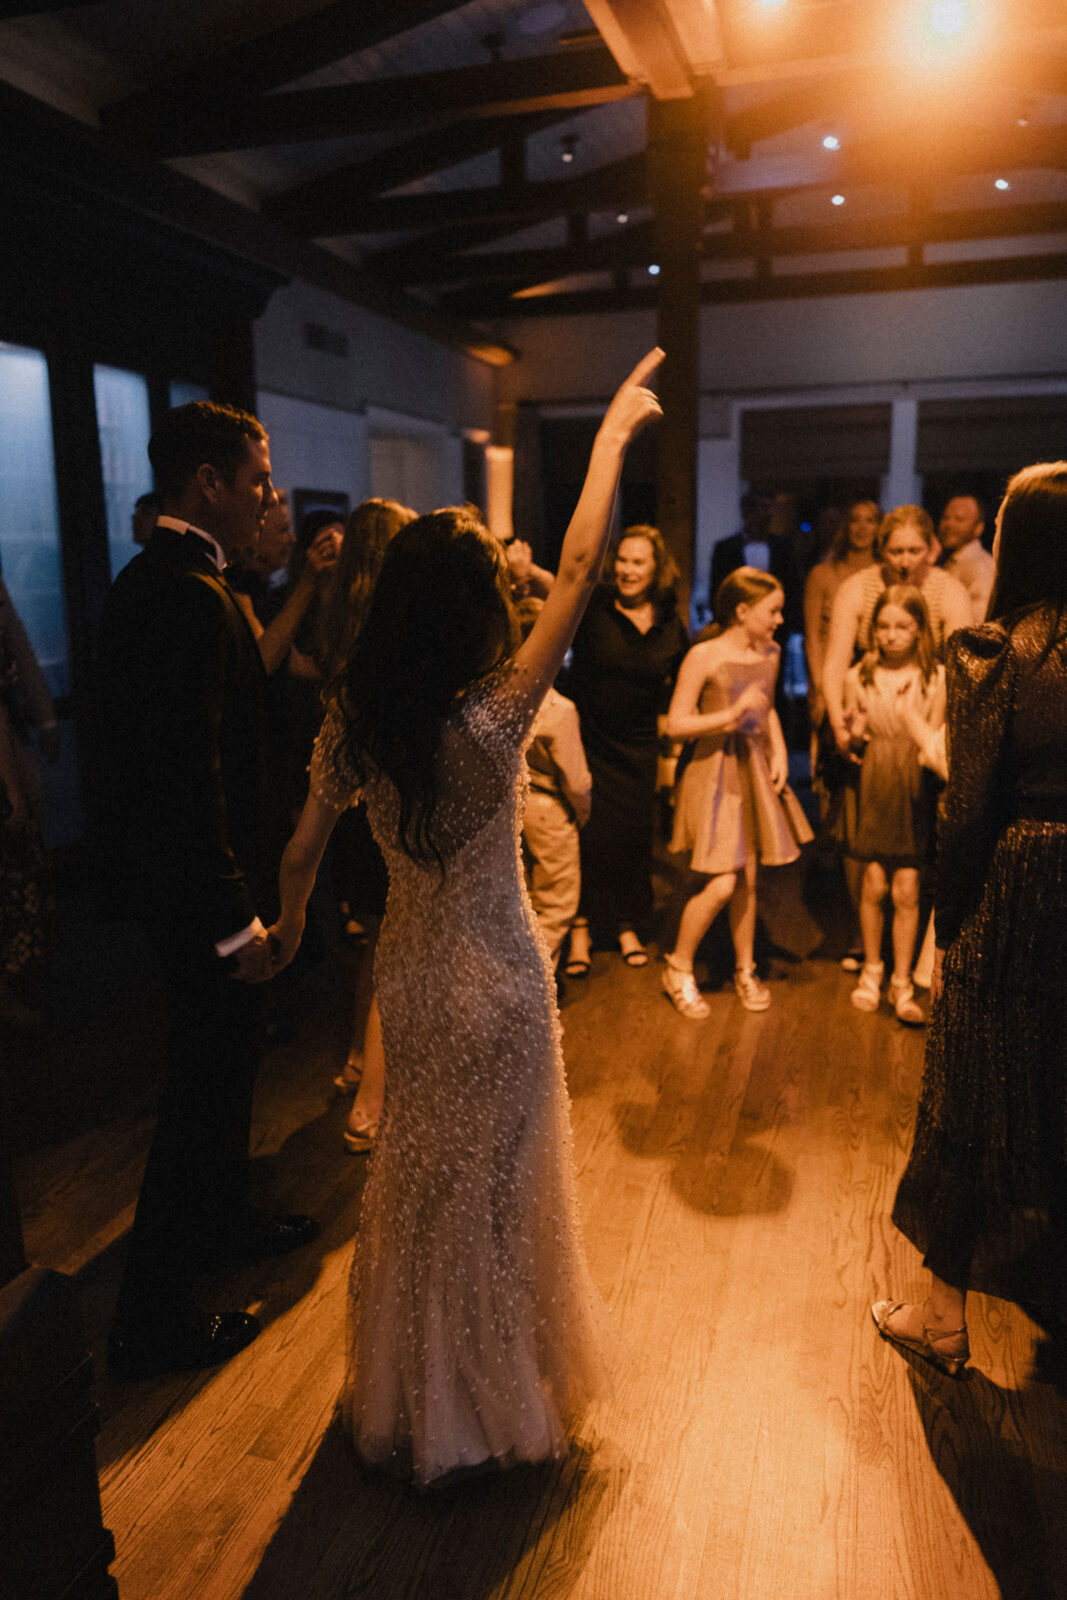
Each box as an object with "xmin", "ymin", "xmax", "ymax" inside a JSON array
[{"xmin": 266, "ymin": 351, "xmax": 663, "ymax": 1486}]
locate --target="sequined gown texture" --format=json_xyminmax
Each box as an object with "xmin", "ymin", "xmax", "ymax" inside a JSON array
[
  {"xmin": 670, "ymin": 646, "xmax": 811, "ymax": 876},
  {"xmin": 892, "ymin": 617, "xmax": 1067, "ymax": 1306},
  {"xmin": 311, "ymin": 667, "xmax": 606, "ymax": 1486}
]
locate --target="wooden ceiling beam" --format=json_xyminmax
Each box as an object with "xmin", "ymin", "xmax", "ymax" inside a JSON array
[
  {"xmin": 265, "ymin": 109, "xmax": 574, "ymax": 231},
  {"xmin": 100, "ymin": 0, "xmax": 469, "ymax": 145},
  {"xmin": 582, "ymin": 0, "xmax": 700, "ymax": 98},
  {"xmin": 286, "ymin": 154, "xmax": 650, "ymax": 239},
  {"xmin": 114, "ymin": 42, "xmax": 635, "ymax": 159},
  {"xmin": 395, "ymin": 219, "xmax": 656, "ymax": 287},
  {"xmin": 449, "ymin": 245, "xmax": 1067, "ymax": 317},
  {"xmin": 720, "ymin": 198, "xmax": 1067, "ymax": 257},
  {"xmin": 410, "ymin": 194, "xmax": 1067, "ymax": 296}
]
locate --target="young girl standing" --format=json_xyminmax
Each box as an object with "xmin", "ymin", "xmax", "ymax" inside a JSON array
[
  {"xmin": 834, "ymin": 584, "xmax": 945, "ymax": 1023},
  {"xmin": 663, "ymin": 568, "xmax": 812, "ymax": 1017}
]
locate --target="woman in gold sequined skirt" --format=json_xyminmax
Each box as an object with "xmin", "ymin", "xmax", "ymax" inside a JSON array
[{"xmin": 872, "ymin": 464, "xmax": 1067, "ymax": 1378}]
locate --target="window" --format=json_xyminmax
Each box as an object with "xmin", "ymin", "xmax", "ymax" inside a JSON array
[
  {"xmin": 0, "ymin": 343, "xmax": 69, "ymax": 695},
  {"xmin": 170, "ymin": 380, "xmax": 210, "ymax": 408},
  {"xmin": 94, "ymin": 364, "xmax": 153, "ymax": 578}
]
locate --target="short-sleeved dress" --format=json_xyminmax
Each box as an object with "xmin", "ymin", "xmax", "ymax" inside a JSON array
[
  {"xmin": 670, "ymin": 645, "xmax": 812, "ymax": 876},
  {"xmin": 311, "ymin": 663, "xmax": 606, "ymax": 1487},
  {"xmin": 830, "ymin": 663, "xmax": 945, "ymax": 866}
]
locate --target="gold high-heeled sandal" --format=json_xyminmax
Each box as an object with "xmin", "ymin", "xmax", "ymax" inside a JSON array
[
  {"xmin": 871, "ymin": 1300, "xmax": 970, "ymax": 1377},
  {"xmin": 333, "ymin": 1059, "xmax": 363, "ymax": 1093}
]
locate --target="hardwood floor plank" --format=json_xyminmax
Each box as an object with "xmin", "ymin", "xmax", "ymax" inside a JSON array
[{"xmin": 10, "ymin": 896, "xmax": 1066, "ymax": 1600}]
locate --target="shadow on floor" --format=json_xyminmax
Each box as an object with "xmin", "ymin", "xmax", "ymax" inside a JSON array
[
  {"xmin": 907, "ymin": 1346, "xmax": 1067, "ymax": 1600},
  {"xmin": 240, "ymin": 1420, "xmax": 620, "ymax": 1600}
]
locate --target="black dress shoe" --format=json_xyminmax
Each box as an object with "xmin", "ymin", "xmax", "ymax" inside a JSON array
[
  {"xmin": 230, "ymin": 1210, "xmax": 320, "ymax": 1261},
  {"xmin": 106, "ymin": 1310, "xmax": 260, "ymax": 1380}
]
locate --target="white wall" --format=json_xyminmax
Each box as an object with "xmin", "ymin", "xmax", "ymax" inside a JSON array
[
  {"xmin": 254, "ymin": 281, "xmax": 498, "ymax": 432},
  {"xmin": 499, "ymin": 279, "xmax": 1067, "ymax": 403},
  {"xmin": 498, "ymin": 277, "xmax": 1067, "ymax": 617},
  {"xmin": 256, "ymin": 391, "xmax": 369, "ymax": 511}
]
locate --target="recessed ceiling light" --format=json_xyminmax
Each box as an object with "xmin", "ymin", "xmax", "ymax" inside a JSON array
[
  {"xmin": 929, "ymin": 0, "xmax": 968, "ymax": 36},
  {"xmin": 617, "ymin": 213, "xmax": 629, "ymax": 225},
  {"xmin": 560, "ymin": 133, "xmax": 578, "ymax": 165},
  {"xmin": 831, "ymin": 193, "xmax": 846, "ymax": 206},
  {"xmin": 648, "ymin": 264, "xmax": 661, "ymax": 275},
  {"xmin": 823, "ymin": 134, "xmax": 841, "ymax": 151},
  {"xmin": 995, "ymin": 177, "xmax": 1011, "ymax": 190}
]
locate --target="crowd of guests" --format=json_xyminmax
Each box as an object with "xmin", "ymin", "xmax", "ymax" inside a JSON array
[
  {"xmin": 2, "ymin": 384, "xmax": 1063, "ymax": 1483},
  {"xmin": 0, "ymin": 468, "xmax": 1004, "ymax": 1048}
]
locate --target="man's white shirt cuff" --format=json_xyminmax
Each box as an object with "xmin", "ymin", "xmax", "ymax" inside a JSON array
[{"xmin": 215, "ymin": 917, "xmax": 266, "ymax": 958}]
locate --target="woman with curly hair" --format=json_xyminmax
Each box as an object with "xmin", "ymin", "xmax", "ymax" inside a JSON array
[{"xmin": 564, "ymin": 523, "xmax": 688, "ymax": 974}]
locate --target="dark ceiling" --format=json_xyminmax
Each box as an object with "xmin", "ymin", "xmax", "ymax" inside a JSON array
[{"xmin": 1, "ymin": 0, "xmax": 1066, "ymax": 356}]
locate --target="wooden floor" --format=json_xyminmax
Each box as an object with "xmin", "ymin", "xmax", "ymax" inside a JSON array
[{"xmin": 11, "ymin": 857, "xmax": 1067, "ymax": 1600}]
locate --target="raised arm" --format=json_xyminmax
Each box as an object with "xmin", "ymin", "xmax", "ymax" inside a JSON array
[
  {"xmin": 256, "ymin": 527, "xmax": 338, "ymax": 676},
  {"xmin": 508, "ymin": 350, "xmax": 664, "ymax": 718}
]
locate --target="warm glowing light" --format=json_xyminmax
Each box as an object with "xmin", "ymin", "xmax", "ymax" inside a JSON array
[
  {"xmin": 995, "ymin": 177, "xmax": 1011, "ymax": 190},
  {"xmin": 1017, "ymin": 117, "xmax": 1029, "ymax": 127},
  {"xmin": 616, "ymin": 213, "xmax": 629, "ymax": 224},
  {"xmin": 561, "ymin": 151, "xmax": 574, "ymax": 163},
  {"xmin": 831, "ymin": 194, "xmax": 846, "ymax": 206},
  {"xmin": 929, "ymin": 0, "xmax": 968, "ymax": 35},
  {"xmin": 822, "ymin": 134, "xmax": 841, "ymax": 150},
  {"xmin": 648, "ymin": 264, "xmax": 661, "ymax": 275}
]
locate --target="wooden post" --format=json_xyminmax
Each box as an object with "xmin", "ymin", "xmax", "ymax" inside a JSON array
[{"xmin": 647, "ymin": 91, "xmax": 715, "ymax": 622}]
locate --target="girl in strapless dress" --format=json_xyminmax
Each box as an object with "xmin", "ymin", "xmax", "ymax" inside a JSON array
[{"xmin": 663, "ymin": 567, "xmax": 812, "ymax": 1017}]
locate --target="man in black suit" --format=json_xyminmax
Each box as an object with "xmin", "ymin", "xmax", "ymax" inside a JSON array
[
  {"xmin": 708, "ymin": 490, "xmax": 799, "ymax": 625},
  {"xmin": 97, "ymin": 402, "xmax": 318, "ymax": 1379}
]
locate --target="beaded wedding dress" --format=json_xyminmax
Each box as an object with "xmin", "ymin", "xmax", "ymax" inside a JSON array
[{"xmin": 311, "ymin": 663, "xmax": 606, "ymax": 1486}]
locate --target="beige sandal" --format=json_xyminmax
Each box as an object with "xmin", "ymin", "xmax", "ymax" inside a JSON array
[{"xmin": 871, "ymin": 1301, "xmax": 969, "ymax": 1377}]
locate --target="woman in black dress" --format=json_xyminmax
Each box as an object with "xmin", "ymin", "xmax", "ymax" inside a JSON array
[
  {"xmin": 873, "ymin": 462, "xmax": 1067, "ymax": 1375},
  {"xmin": 565, "ymin": 525, "xmax": 688, "ymax": 972}
]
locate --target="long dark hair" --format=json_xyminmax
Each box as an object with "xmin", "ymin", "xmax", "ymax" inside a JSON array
[
  {"xmin": 322, "ymin": 497, "xmax": 416, "ymax": 680},
  {"xmin": 335, "ymin": 507, "xmax": 518, "ymax": 869},
  {"xmin": 987, "ymin": 463, "xmax": 1067, "ymax": 654}
]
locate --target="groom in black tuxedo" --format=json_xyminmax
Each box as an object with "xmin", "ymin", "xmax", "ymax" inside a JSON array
[{"xmin": 97, "ymin": 402, "xmax": 318, "ymax": 1379}]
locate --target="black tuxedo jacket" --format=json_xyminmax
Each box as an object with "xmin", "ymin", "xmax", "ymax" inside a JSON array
[
  {"xmin": 95, "ymin": 529, "xmax": 288, "ymax": 943},
  {"xmin": 709, "ymin": 531, "xmax": 800, "ymax": 630}
]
